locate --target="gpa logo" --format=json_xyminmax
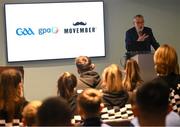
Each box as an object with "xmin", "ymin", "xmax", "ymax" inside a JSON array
[
  {"xmin": 38, "ymin": 27, "xmax": 59, "ymax": 35},
  {"xmin": 16, "ymin": 28, "xmax": 35, "ymax": 36}
]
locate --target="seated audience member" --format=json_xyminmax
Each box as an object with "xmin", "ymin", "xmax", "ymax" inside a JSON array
[
  {"xmin": 77, "ymin": 88, "xmax": 109, "ymax": 126},
  {"xmin": 101, "ymin": 64, "xmax": 129, "ymax": 109},
  {"xmin": 22, "ymin": 100, "xmax": 42, "ymax": 126},
  {"xmin": 154, "ymin": 44, "xmax": 180, "ymax": 115},
  {"xmin": 0, "ymin": 69, "xmax": 28, "ymax": 123},
  {"xmin": 131, "ymin": 78, "xmax": 180, "ymax": 126},
  {"xmin": 75, "ymin": 56, "xmax": 101, "ymax": 89},
  {"xmin": 123, "ymin": 59, "xmax": 143, "ymax": 102},
  {"xmin": 57, "ymin": 72, "xmax": 78, "ymax": 115},
  {"xmin": 123, "ymin": 59, "xmax": 143, "ymax": 92},
  {"xmin": 36, "ymin": 96, "xmax": 72, "ymax": 126}
]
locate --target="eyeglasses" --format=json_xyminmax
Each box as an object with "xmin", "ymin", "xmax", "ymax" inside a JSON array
[{"xmin": 135, "ymin": 21, "xmax": 144, "ymax": 24}]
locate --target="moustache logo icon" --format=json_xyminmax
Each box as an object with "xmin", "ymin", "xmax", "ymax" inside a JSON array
[{"xmin": 73, "ymin": 22, "xmax": 87, "ymax": 26}]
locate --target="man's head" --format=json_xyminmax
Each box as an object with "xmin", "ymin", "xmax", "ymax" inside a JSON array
[
  {"xmin": 77, "ymin": 88, "xmax": 103, "ymax": 118},
  {"xmin": 36, "ymin": 97, "xmax": 72, "ymax": 126},
  {"xmin": 133, "ymin": 14, "xmax": 144, "ymax": 32},
  {"xmin": 75, "ymin": 56, "xmax": 95, "ymax": 73},
  {"xmin": 134, "ymin": 78, "xmax": 170, "ymax": 126}
]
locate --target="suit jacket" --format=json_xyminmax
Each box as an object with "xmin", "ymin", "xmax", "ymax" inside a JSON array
[{"xmin": 125, "ymin": 27, "xmax": 159, "ymax": 52}]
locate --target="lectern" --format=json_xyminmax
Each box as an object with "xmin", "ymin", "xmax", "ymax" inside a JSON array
[{"xmin": 131, "ymin": 53, "xmax": 156, "ymax": 82}]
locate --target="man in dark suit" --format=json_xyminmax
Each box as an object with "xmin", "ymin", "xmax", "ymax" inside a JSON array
[{"xmin": 125, "ymin": 14, "xmax": 160, "ymax": 53}]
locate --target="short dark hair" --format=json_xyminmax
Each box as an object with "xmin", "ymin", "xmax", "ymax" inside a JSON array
[
  {"xmin": 136, "ymin": 78, "xmax": 170, "ymax": 115},
  {"xmin": 37, "ymin": 97, "xmax": 72, "ymax": 126},
  {"xmin": 77, "ymin": 88, "xmax": 102, "ymax": 115},
  {"xmin": 75, "ymin": 56, "xmax": 94, "ymax": 73}
]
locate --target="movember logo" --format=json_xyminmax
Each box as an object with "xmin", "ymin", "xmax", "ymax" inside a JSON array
[
  {"xmin": 73, "ymin": 22, "xmax": 87, "ymax": 26},
  {"xmin": 64, "ymin": 21, "xmax": 96, "ymax": 34}
]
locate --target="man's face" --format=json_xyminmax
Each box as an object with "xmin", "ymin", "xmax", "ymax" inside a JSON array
[{"xmin": 133, "ymin": 17, "xmax": 144, "ymax": 31}]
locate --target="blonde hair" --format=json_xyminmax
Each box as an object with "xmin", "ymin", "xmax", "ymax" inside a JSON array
[
  {"xmin": 154, "ymin": 44, "xmax": 179, "ymax": 75},
  {"xmin": 22, "ymin": 101, "xmax": 42, "ymax": 126},
  {"xmin": 123, "ymin": 59, "xmax": 143, "ymax": 91},
  {"xmin": 102, "ymin": 64, "xmax": 123, "ymax": 92},
  {"xmin": 57, "ymin": 72, "xmax": 77, "ymax": 100}
]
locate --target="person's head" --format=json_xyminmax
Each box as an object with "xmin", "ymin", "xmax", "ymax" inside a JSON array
[
  {"xmin": 22, "ymin": 101, "xmax": 42, "ymax": 126},
  {"xmin": 123, "ymin": 59, "xmax": 143, "ymax": 91},
  {"xmin": 36, "ymin": 96, "xmax": 72, "ymax": 126},
  {"xmin": 77, "ymin": 88, "xmax": 103, "ymax": 119},
  {"xmin": 134, "ymin": 78, "xmax": 170, "ymax": 126},
  {"xmin": 57, "ymin": 72, "xmax": 77, "ymax": 100},
  {"xmin": 0, "ymin": 69, "xmax": 23, "ymax": 122},
  {"xmin": 154, "ymin": 44, "xmax": 179, "ymax": 75},
  {"xmin": 133, "ymin": 14, "xmax": 144, "ymax": 31},
  {"xmin": 75, "ymin": 56, "xmax": 95, "ymax": 74},
  {"xmin": 102, "ymin": 64, "xmax": 123, "ymax": 92}
]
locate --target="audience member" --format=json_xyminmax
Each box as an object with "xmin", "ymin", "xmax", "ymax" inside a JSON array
[
  {"xmin": 154, "ymin": 44, "xmax": 180, "ymax": 115},
  {"xmin": 57, "ymin": 72, "xmax": 78, "ymax": 115},
  {"xmin": 0, "ymin": 69, "xmax": 28, "ymax": 123},
  {"xmin": 101, "ymin": 64, "xmax": 129, "ymax": 109},
  {"xmin": 122, "ymin": 59, "xmax": 143, "ymax": 103},
  {"xmin": 75, "ymin": 56, "xmax": 101, "ymax": 89},
  {"xmin": 36, "ymin": 96, "xmax": 72, "ymax": 126},
  {"xmin": 77, "ymin": 88, "xmax": 109, "ymax": 126},
  {"xmin": 22, "ymin": 100, "xmax": 42, "ymax": 126},
  {"xmin": 123, "ymin": 59, "xmax": 143, "ymax": 92},
  {"xmin": 131, "ymin": 78, "xmax": 180, "ymax": 126}
]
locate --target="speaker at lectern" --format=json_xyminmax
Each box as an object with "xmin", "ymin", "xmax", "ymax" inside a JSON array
[{"xmin": 131, "ymin": 53, "xmax": 156, "ymax": 82}]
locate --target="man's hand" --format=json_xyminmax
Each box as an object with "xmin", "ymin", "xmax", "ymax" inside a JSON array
[{"xmin": 137, "ymin": 34, "xmax": 149, "ymax": 41}]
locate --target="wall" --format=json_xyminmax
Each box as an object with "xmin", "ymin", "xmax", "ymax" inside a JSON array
[
  {"xmin": 177, "ymin": 1, "xmax": 180, "ymax": 56},
  {"xmin": 0, "ymin": 0, "xmax": 179, "ymax": 101},
  {"xmin": 178, "ymin": 1, "xmax": 180, "ymax": 55}
]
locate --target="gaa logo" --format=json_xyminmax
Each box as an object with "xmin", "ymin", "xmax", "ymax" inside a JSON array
[{"xmin": 16, "ymin": 28, "xmax": 35, "ymax": 36}]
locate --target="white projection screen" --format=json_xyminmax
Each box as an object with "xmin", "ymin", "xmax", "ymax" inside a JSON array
[{"xmin": 4, "ymin": 1, "xmax": 105, "ymax": 62}]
